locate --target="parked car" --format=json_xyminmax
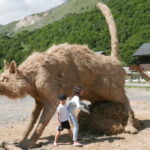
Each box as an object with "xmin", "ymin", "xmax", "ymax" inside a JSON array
[
  {"xmin": 131, "ymin": 78, "xmax": 146, "ymax": 83},
  {"xmin": 132, "ymin": 79, "xmax": 140, "ymax": 83},
  {"xmin": 140, "ymin": 79, "xmax": 146, "ymax": 83}
]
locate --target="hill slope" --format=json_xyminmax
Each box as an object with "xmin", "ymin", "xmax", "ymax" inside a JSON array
[
  {"xmin": 0, "ymin": 0, "xmax": 149, "ymax": 68},
  {"xmin": 0, "ymin": 0, "xmax": 106, "ymax": 35}
]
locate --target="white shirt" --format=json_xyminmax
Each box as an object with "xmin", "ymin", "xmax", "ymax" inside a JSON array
[
  {"xmin": 57, "ymin": 104, "xmax": 69, "ymax": 122},
  {"xmin": 68, "ymin": 95, "xmax": 89, "ymax": 115}
]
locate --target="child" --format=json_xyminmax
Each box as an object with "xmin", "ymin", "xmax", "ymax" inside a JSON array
[
  {"xmin": 68, "ymin": 86, "xmax": 90, "ymax": 147},
  {"xmin": 53, "ymin": 94, "xmax": 73, "ymax": 147}
]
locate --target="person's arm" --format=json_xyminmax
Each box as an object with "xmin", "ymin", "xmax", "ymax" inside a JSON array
[
  {"xmin": 57, "ymin": 112, "xmax": 61, "ymax": 125},
  {"xmin": 74, "ymin": 96, "xmax": 90, "ymax": 114},
  {"xmin": 80, "ymin": 101, "xmax": 90, "ymax": 111},
  {"xmin": 56, "ymin": 107, "xmax": 61, "ymax": 125}
]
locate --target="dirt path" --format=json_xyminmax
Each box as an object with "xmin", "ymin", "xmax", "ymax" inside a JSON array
[{"xmin": 0, "ymin": 88, "xmax": 150, "ymax": 150}]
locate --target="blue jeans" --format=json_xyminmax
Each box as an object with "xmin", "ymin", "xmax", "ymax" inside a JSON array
[{"xmin": 69, "ymin": 113, "xmax": 79, "ymax": 141}]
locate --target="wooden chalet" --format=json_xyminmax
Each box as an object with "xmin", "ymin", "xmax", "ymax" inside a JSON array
[{"xmin": 132, "ymin": 43, "xmax": 150, "ymax": 80}]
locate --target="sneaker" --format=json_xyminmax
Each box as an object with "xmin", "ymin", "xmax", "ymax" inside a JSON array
[
  {"xmin": 74, "ymin": 142, "xmax": 83, "ymax": 147},
  {"xmin": 53, "ymin": 142, "xmax": 58, "ymax": 147}
]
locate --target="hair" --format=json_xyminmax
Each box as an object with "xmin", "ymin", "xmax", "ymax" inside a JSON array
[
  {"xmin": 58, "ymin": 94, "xmax": 67, "ymax": 100},
  {"xmin": 70, "ymin": 85, "xmax": 83, "ymax": 98}
]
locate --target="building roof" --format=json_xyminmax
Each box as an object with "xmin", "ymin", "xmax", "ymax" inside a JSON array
[{"xmin": 133, "ymin": 43, "xmax": 150, "ymax": 56}]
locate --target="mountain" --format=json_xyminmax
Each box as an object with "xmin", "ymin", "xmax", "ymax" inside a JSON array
[
  {"xmin": 0, "ymin": 0, "xmax": 106, "ymax": 35},
  {"xmin": 0, "ymin": 0, "xmax": 149, "ymax": 68}
]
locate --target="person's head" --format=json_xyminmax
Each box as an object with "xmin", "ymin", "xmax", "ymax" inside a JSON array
[
  {"xmin": 72, "ymin": 85, "xmax": 83, "ymax": 97},
  {"xmin": 58, "ymin": 94, "xmax": 67, "ymax": 105}
]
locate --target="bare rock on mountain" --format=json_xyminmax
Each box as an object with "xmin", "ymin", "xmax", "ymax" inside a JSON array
[{"xmin": 15, "ymin": 12, "xmax": 48, "ymax": 30}]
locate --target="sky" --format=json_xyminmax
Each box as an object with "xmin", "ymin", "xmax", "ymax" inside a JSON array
[{"xmin": 0, "ymin": 0, "xmax": 66, "ymax": 25}]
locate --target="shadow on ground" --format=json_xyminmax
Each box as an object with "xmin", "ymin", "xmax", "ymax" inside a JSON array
[
  {"xmin": 32, "ymin": 120, "xmax": 150, "ymax": 149},
  {"xmin": 140, "ymin": 120, "xmax": 150, "ymax": 130},
  {"xmin": 33, "ymin": 133, "xmax": 125, "ymax": 148}
]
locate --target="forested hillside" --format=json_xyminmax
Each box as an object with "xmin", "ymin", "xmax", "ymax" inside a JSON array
[
  {"xmin": 0, "ymin": 0, "xmax": 149, "ymax": 69},
  {"xmin": 0, "ymin": 0, "xmax": 104, "ymax": 35}
]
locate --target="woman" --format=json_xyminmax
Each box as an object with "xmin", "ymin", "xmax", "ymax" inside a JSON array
[{"xmin": 68, "ymin": 86, "xmax": 90, "ymax": 146}]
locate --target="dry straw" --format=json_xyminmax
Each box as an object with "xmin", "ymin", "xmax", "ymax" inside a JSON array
[{"xmin": 78, "ymin": 101, "xmax": 141, "ymax": 135}]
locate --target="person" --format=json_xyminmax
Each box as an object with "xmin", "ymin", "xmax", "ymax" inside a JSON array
[
  {"xmin": 53, "ymin": 94, "xmax": 73, "ymax": 147},
  {"xmin": 68, "ymin": 86, "xmax": 90, "ymax": 147}
]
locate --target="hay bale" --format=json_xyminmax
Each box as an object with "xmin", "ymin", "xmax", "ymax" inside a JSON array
[{"xmin": 78, "ymin": 101, "xmax": 136, "ymax": 135}]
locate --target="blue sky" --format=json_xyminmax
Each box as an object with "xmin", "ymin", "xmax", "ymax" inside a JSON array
[{"xmin": 0, "ymin": 0, "xmax": 66, "ymax": 25}]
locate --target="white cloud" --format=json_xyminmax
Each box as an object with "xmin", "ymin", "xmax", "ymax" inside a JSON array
[{"xmin": 0, "ymin": 0, "xmax": 66, "ymax": 25}]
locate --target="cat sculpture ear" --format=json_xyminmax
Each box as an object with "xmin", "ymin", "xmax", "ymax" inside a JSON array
[
  {"xmin": 3, "ymin": 60, "xmax": 10, "ymax": 70},
  {"xmin": 9, "ymin": 60, "xmax": 18, "ymax": 73}
]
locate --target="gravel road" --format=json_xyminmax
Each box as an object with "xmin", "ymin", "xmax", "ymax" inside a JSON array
[
  {"xmin": 0, "ymin": 88, "xmax": 149, "ymax": 127},
  {"xmin": 0, "ymin": 96, "xmax": 35, "ymax": 127},
  {"xmin": 0, "ymin": 88, "xmax": 150, "ymax": 150}
]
